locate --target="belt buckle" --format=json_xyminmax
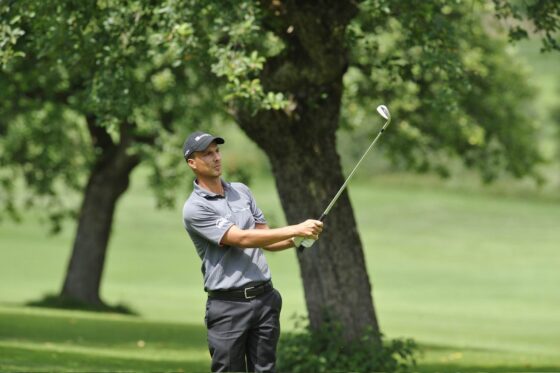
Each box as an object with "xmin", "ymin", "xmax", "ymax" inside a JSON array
[{"xmin": 244, "ymin": 286, "xmax": 256, "ymax": 299}]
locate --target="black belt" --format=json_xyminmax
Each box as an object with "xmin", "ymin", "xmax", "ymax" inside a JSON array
[{"xmin": 207, "ymin": 281, "xmax": 273, "ymax": 301}]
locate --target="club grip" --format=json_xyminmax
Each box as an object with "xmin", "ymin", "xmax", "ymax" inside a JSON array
[{"xmin": 297, "ymin": 213, "xmax": 327, "ymax": 253}]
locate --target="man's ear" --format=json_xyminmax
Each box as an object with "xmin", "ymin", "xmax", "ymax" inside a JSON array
[{"xmin": 187, "ymin": 157, "xmax": 196, "ymax": 170}]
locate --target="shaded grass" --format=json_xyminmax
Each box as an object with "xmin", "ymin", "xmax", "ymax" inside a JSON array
[
  {"xmin": 0, "ymin": 345, "xmax": 208, "ymax": 373},
  {"xmin": 0, "ymin": 306, "xmax": 209, "ymax": 372},
  {"xmin": 26, "ymin": 293, "xmax": 138, "ymax": 315}
]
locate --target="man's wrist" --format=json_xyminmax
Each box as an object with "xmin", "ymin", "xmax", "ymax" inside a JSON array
[{"xmin": 288, "ymin": 225, "xmax": 298, "ymax": 237}]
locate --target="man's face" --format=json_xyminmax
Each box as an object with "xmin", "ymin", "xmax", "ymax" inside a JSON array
[{"xmin": 187, "ymin": 142, "xmax": 222, "ymax": 177}]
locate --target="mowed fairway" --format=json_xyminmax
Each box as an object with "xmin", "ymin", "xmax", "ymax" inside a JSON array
[{"xmin": 1, "ymin": 171, "xmax": 559, "ymax": 371}]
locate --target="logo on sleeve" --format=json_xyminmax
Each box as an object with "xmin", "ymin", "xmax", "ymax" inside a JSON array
[{"xmin": 215, "ymin": 217, "xmax": 230, "ymax": 229}]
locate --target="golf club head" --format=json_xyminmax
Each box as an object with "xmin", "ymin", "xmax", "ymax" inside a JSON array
[{"xmin": 376, "ymin": 105, "xmax": 390, "ymax": 120}]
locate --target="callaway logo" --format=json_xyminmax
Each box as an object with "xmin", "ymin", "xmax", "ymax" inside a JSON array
[{"xmin": 195, "ymin": 134, "xmax": 210, "ymax": 141}]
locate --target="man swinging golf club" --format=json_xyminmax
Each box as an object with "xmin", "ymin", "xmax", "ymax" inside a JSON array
[{"xmin": 181, "ymin": 131, "xmax": 323, "ymax": 373}]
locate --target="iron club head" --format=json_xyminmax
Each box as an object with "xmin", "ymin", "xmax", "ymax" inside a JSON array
[{"xmin": 376, "ymin": 105, "xmax": 390, "ymax": 120}]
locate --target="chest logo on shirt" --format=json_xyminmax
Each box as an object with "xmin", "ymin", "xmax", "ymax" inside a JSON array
[{"xmin": 230, "ymin": 206, "xmax": 250, "ymax": 213}]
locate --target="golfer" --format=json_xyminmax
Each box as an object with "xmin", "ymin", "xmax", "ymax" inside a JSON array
[{"xmin": 181, "ymin": 131, "xmax": 323, "ymax": 372}]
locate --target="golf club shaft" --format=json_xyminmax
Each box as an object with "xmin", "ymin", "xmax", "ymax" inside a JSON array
[{"xmin": 297, "ymin": 116, "xmax": 391, "ymax": 253}]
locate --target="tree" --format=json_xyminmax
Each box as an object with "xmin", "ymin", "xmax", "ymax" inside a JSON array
[
  {"xmin": 232, "ymin": 0, "xmax": 381, "ymax": 341},
  {"xmin": 1, "ymin": 0, "xmax": 557, "ymax": 342},
  {"xmin": 210, "ymin": 0, "xmax": 546, "ymax": 341},
  {"xmin": 0, "ymin": 0, "xmax": 216, "ymax": 306}
]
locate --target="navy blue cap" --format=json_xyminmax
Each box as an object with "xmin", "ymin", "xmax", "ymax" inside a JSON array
[{"xmin": 183, "ymin": 131, "xmax": 225, "ymax": 159}]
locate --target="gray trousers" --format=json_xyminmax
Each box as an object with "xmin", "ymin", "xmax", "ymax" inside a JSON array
[{"xmin": 205, "ymin": 288, "xmax": 282, "ymax": 373}]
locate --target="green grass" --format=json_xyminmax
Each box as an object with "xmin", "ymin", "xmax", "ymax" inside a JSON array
[
  {"xmin": 2, "ymin": 170, "xmax": 560, "ymax": 371},
  {"xmin": 0, "ymin": 306, "xmax": 209, "ymax": 372}
]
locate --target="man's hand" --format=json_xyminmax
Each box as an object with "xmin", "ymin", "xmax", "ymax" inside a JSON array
[
  {"xmin": 293, "ymin": 219, "xmax": 323, "ymax": 240},
  {"xmin": 291, "ymin": 219, "xmax": 323, "ymax": 249}
]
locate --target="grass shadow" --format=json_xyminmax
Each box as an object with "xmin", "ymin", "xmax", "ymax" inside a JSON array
[
  {"xmin": 0, "ymin": 306, "xmax": 208, "ymax": 350},
  {"xmin": 0, "ymin": 344, "xmax": 209, "ymax": 373},
  {"xmin": 26, "ymin": 293, "xmax": 138, "ymax": 316}
]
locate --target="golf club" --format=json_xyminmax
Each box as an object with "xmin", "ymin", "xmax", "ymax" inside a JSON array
[{"xmin": 297, "ymin": 104, "xmax": 392, "ymax": 252}]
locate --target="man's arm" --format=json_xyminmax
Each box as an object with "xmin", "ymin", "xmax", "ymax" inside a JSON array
[
  {"xmin": 256, "ymin": 223, "xmax": 295, "ymax": 252},
  {"xmin": 220, "ymin": 220, "xmax": 322, "ymax": 249}
]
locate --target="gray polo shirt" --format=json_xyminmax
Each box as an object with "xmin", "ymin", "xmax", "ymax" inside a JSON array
[{"xmin": 182, "ymin": 179, "xmax": 272, "ymax": 291}]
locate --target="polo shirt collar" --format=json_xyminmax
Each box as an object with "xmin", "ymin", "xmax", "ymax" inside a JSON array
[{"xmin": 193, "ymin": 178, "xmax": 231, "ymax": 200}]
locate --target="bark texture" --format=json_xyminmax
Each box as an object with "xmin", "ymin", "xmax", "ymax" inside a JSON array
[
  {"xmin": 60, "ymin": 117, "xmax": 141, "ymax": 305},
  {"xmin": 236, "ymin": 0, "xmax": 381, "ymax": 341}
]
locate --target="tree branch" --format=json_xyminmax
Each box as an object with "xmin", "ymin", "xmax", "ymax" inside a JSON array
[{"xmin": 86, "ymin": 114, "xmax": 115, "ymax": 152}]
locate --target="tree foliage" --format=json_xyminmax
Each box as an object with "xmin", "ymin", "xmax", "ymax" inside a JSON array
[
  {"xmin": 1, "ymin": 0, "xmax": 555, "ymax": 225},
  {"xmin": 492, "ymin": 0, "xmax": 560, "ymax": 52},
  {"xmin": 343, "ymin": 0, "xmax": 543, "ymax": 182},
  {"xmin": 0, "ymin": 0, "xmax": 200, "ymax": 227}
]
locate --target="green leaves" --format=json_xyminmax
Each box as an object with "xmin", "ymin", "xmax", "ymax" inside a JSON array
[
  {"xmin": 277, "ymin": 315, "xmax": 417, "ymax": 373},
  {"xmin": 210, "ymin": 48, "xmax": 264, "ymax": 86},
  {"xmin": 0, "ymin": 0, "xmax": 552, "ymax": 228},
  {"xmin": 201, "ymin": 1, "xmax": 288, "ymax": 112},
  {"xmin": 210, "ymin": 46, "xmax": 288, "ymax": 110},
  {"xmin": 343, "ymin": 0, "xmax": 544, "ymax": 182},
  {"xmin": 0, "ymin": 0, "xmax": 205, "ymax": 226},
  {"xmin": 492, "ymin": 0, "xmax": 559, "ymax": 52},
  {"xmin": 0, "ymin": 104, "xmax": 88, "ymax": 230},
  {"xmin": 0, "ymin": 5, "xmax": 26, "ymax": 68}
]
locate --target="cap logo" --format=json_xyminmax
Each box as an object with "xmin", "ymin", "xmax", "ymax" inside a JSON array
[
  {"xmin": 184, "ymin": 149, "xmax": 190, "ymax": 157},
  {"xmin": 195, "ymin": 134, "xmax": 210, "ymax": 141}
]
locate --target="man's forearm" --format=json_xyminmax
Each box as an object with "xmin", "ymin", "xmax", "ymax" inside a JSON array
[
  {"xmin": 221, "ymin": 225, "xmax": 297, "ymax": 248},
  {"xmin": 262, "ymin": 238, "xmax": 295, "ymax": 252}
]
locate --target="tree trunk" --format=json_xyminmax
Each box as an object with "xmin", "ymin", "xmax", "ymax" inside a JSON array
[
  {"xmin": 60, "ymin": 118, "xmax": 140, "ymax": 305},
  {"xmin": 235, "ymin": 0, "xmax": 381, "ymax": 342}
]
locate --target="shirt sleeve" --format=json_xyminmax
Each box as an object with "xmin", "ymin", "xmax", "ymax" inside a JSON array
[
  {"xmin": 183, "ymin": 203, "xmax": 234, "ymax": 245},
  {"xmin": 240, "ymin": 183, "xmax": 267, "ymax": 224}
]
